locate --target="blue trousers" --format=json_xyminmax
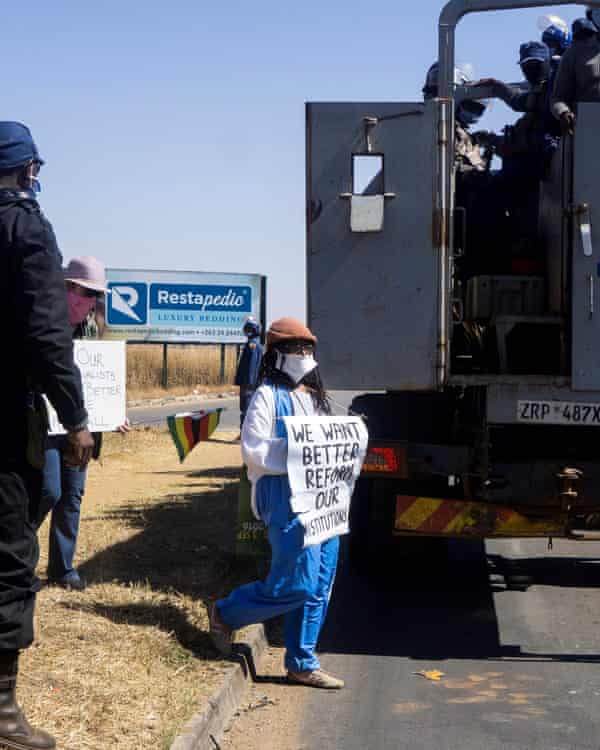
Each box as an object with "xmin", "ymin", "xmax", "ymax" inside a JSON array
[
  {"xmin": 218, "ymin": 491, "xmax": 339, "ymax": 673},
  {"xmin": 37, "ymin": 439, "xmax": 86, "ymax": 583}
]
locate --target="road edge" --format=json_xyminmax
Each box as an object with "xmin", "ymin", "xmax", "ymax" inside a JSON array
[
  {"xmin": 128, "ymin": 390, "xmax": 237, "ymax": 408},
  {"xmin": 170, "ymin": 624, "xmax": 268, "ymax": 750}
]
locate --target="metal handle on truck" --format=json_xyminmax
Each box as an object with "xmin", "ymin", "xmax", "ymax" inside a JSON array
[{"xmin": 576, "ymin": 203, "xmax": 593, "ymax": 258}]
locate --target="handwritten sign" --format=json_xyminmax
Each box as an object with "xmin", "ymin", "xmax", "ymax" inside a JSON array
[
  {"xmin": 46, "ymin": 340, "xmax": 127, "ymax": 434},
  {"xmin": 283, "ymin": 416, "xmax": 369, "ymax": 547}
]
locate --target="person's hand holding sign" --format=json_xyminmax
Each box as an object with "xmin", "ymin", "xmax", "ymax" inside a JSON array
[{"xmin": 115, "ymin": 418, "xmax": 131, "ymax": 434}]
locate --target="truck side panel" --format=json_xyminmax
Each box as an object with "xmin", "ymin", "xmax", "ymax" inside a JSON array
[{"xmin": 572, "ymin": 104, "xmax": 600, "ymax": 391}]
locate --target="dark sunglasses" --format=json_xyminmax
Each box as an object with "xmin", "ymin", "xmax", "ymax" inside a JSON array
[
  {"xmin": 461, "ymin": 100, "xmax": 486, "ymax": 117},
  {"xmin": 81, "ymin": 288, "xmax": 102, "ymax": 299},
  {"xmin": 277, "ymin": 341, "xmax": 315, "ymax": 355},
  {"xmin": 67, "ymin": 281, "xmax": 102, "ymax": 299}
]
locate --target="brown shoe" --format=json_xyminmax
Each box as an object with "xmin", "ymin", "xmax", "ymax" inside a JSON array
[
  {"xmin": 208, "ymin": 602, "xmax": 234, "ymax": 656},
  {"xmin": 287, "ymin": 669, "xmax": 345, "ymax": 689},
  {"xmin": 0, "ymin": 652, "xmax": 55, "ymax": 749}
]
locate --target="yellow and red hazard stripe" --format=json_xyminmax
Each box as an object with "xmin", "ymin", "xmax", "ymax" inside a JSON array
[{"xmin": 394, "ymin": 495, "xmax": 566, "ymax": 538}]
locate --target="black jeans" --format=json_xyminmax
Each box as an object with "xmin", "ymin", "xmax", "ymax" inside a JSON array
[{"xmin": 0, "ymin": 463, "xmax": 41, "ymax": 651}]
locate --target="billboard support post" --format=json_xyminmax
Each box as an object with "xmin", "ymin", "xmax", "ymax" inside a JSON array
[
  {"xmin": 162, "ymin": 343, "xmax": 169, "ymax": 389},
  {"xmin": 220, "ymin": 344, "xmax": 226, "ymax": 385},
  {"xmin": 260, "ymin": 276, "xmax": 267, "ymax": 345}
]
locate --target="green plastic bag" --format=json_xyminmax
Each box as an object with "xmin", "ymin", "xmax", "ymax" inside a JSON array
[{"xmin": 235, "ymin": 466, "xmax": 269, "ymax": 557}]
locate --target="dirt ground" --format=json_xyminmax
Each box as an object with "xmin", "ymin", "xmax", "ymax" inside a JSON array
[
  {"xmin": 19, "ymin": 426, "xmax": 267, "ymax": 750},
  {"xmin": 219, "ymin": 644, "xmax": 306, "ymax": 750}
]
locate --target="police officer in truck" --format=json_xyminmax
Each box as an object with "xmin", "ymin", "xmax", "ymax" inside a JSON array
[
  {"xmin": 423, "ymin": 62, "xmax": 491, "ymax": 173},
  {"xmin": 479, "ymin": 41, "xmax": 559, "ymax": 180},
  {"xmin": 552, "ymin": 13, "xmax": 600, "ymax": 135}
]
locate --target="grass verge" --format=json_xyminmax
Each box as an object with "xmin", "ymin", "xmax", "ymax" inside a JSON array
[
  {"xmin": 127, "ymin": 344, "xmax": 240, "ymax": 394},
  {"xmin": 22, "ymin": 427, "xmax": 261, "ymax": 750}
]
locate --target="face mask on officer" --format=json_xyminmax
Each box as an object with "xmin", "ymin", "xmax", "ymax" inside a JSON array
[
  {"xmin": 521, "ymin": 60, "xmax": 548, "ymax": 86},
  {"xmin": 456, "ymin": 100, "xmax": 486, "ymax": 127},
  {"xmin": 19, "ymin": 161, "xmax": 41, "ymax": 193}
]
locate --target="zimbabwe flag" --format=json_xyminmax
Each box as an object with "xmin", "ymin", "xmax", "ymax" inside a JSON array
[{"xmin": 167, "ymin": 409, "xmax": 223, "ymax": 462}]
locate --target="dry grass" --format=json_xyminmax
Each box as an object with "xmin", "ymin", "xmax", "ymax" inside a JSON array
[
  {"xmin": 127, "ymin": 344, "xmax": 240, "ymax": 396},
  {"xmin": 21, "ymin": 427, "xmax": 263, "ymax": 750}
]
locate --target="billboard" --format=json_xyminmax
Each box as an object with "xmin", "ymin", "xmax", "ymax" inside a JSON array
[{"xmin": 104, "ymin": 269, "xmax": 266, "ymax": 344}]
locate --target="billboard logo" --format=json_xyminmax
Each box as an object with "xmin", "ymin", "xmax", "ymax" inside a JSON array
[
  {"xmin": 149, "ymin": 284, "xmax": 251, "ymax": 312},
  {"xmin": 107, "ymin": 283, "xmax": 148, "ymax": 325}
]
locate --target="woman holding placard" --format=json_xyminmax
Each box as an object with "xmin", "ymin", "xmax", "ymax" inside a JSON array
[
  {"xmin": 36, "ymin": 256, "xmax": 129, "ymax": 591},
  {"xmin": 209, "ymin": 317, "xmax": 345, "ymax": 690}
]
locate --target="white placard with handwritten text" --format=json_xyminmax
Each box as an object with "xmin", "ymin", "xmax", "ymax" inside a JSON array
[
  {"xmin": 283, "ymin": 416, "xmax": 368, "ymax": 547},
  {"xmin": 45, "ymin": 340, "xmax": 126, "ymax": 435}
]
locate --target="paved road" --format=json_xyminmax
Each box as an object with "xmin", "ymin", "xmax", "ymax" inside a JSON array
[
  {"xmin": 299, "ymin": 537, "xmax": 600, "ymax": 750},
  {"xmin": 128, "ymin": 397, "xmax": 240, "ymax": 430},
  {"xmin": 128, "ymin": 390, "xmax": 359, "ymax": 431},
  {"xmin": 143, "ymin": 390, "xmax": 600, "ymax": 749}
]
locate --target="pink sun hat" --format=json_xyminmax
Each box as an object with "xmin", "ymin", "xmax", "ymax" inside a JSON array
[{"xmin": 64, "ymin": 256, "xmax": 110, "ymax": 294}]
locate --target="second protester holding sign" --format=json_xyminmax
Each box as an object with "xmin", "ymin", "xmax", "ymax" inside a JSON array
[
  {"xmin": 36, "ymin": 257, "xmax": 129, "ymax": 591},
  {"xmin": 209, "ymin": 317, "xmax": 368, "ymax": 689}
]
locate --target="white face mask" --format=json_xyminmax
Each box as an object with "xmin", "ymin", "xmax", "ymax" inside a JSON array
[{"xmin": 276, "ymin": 353, "xmax": 318, "ymax": 384}]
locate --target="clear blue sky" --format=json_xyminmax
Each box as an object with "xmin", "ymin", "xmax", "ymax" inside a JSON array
[{"xmin": 4, "ymin": 1, "xmax": 583, "ymax": 322}]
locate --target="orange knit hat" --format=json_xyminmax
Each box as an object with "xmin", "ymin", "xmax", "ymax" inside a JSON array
[{"xmin": 266, "ymin": 317, "xmax": 317, "ymax": 348}]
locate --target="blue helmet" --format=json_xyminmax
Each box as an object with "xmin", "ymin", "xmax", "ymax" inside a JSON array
[
  {"xmin": 243, "ymin": 316, "xmax": 261, "ymax": 337},
  {"xmin": 538, "ymin": 15, "xmax": 572, "ymax": 54},
  {"xmin": 542, "ymin": 24, "xmax": 572, "ymax": 54},
  {"xmin": 0, "ymin": 122, "xmax": 44, "ymax": 171},
  {"xmin": 423, "ymin": 62, "xmax": 472, "ymax": 99}
]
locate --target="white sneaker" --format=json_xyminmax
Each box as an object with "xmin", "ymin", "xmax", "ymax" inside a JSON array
[{"xmin": 287, "ymin": 669, "xmax": 345, "ymax": 689}]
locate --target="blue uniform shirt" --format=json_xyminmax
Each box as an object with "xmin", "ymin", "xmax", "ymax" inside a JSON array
[{"xmin": 235, "ymin": 335, "xmax": 264, "ymax": 386}]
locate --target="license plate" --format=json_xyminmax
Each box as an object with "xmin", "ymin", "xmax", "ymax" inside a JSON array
[{"xmin": 517, "ymin": 400, "xmax": 600, "ymax": 426}]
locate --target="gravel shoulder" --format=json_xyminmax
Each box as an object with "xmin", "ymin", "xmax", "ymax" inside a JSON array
[{"xmin": 218, "ymin": 643, "xmax": 305, "ymax": 750}]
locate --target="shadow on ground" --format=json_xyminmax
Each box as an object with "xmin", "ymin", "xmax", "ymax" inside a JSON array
[
  {"xmin": 74, "ymin": 468, "xmax": 600, "ymax": 667},
  {"xmin": 488, "ymin": 553, "xmax": 600, "ymax": 590},
  {"xmin": 319, "ymin": 539, "xmax": 600, "ymax": 665},
  {"xmin": 61, "ymin": 599, "xmax": 217, "ymax": 656},
  {"xmin": 73, "ymin": 465, "xmax": 266, "ymax": 659},
  {"xmin": 152, "ymin": 467, "xmax": 242, "ymax": 480}
]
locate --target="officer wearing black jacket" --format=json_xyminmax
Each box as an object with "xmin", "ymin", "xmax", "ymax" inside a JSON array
[{"xmin": 0, "ymin": 121, "xmax": 94, "ymax": 750}]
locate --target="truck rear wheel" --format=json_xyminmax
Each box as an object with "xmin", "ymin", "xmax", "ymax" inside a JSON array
[{"xmin": 349, "ymin": 390, "xmax": 455, "ymax": 575}]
